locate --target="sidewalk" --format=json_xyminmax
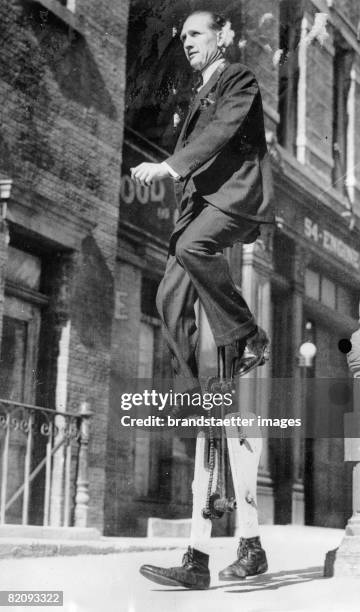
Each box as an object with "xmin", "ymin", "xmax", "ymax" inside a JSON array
[
  {"xmin": 0, "ymin": 525, "xmax": 359, "ymax": 612},
  {"xmin": 0, "ymin": 523, "xmax": 188, "ymax": 558},
  {"xmin": 0, "ymin": 534, "xmax": 187, "ymax": 558}
]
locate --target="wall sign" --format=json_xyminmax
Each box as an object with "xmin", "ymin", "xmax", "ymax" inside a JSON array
[
  {"xmin": 304, "ymin": 217, "xmax": 360, "ymax": 271},
  {"xmin": 115, "ymin": 291, "xmax": 128, "ymax": 320},
  {"xmin": 120, "ymin": 141, "xmax": 177, "ymax": 242}
]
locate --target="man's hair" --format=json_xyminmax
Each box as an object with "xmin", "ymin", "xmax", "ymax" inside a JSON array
[{"xmin": 186, "ymin": 10, "xmax": 227, "ymax": 31}]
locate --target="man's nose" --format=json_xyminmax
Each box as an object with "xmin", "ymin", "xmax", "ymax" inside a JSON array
[{"xmin": 183, "ymin": 36, "xmax": 193, "ymax": 50}]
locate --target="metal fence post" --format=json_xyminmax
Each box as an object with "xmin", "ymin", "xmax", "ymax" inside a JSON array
[{"xmin": 74, "ymin": 401, "xmax": 92, "ymax": 528}]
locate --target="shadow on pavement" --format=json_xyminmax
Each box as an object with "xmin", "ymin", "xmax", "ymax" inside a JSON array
[
  {"xmin": 225, "ymin": 566, "xmax": 325, "ymax": 593},
  {"xmin": 151, "ymin": 566, "xmax": 325, "ymax": 593}
]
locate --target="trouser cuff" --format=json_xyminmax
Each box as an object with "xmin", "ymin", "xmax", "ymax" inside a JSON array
[{"xmin": 214, "ymin": 318, "xmax": 257, "ymax": 347}]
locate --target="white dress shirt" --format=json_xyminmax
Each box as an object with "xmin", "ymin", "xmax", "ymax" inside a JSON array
[{"xmin": 201, "ymin": 57, "xmax": 226, "ymax": 88}]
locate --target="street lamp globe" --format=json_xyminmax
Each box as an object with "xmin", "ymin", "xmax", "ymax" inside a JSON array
[{"xmin": 299, "ymin": 341, "xmax": 317, "ymax": 367}]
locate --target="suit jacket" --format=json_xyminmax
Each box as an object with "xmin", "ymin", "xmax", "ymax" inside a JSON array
[{"xmin": 166, "ymin": 61, "xmax": 275, "ymax": 238}]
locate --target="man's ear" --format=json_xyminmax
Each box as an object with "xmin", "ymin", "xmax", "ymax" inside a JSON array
[{"xmin": 216, "ymin": 28, "xmax": 225, "ymax": 49}]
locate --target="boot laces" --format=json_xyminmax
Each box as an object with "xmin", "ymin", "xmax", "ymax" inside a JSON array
[
  {"xmin": 182, "ymin": 547, "xmax": 194, "ymax": 567},
  {"xmin": 237, "ymin": 538, "xmax": 248, "ymax": 558},
  {"xmin": 237, "ymin": 537, "xmax": 261, "ymax": 558}
]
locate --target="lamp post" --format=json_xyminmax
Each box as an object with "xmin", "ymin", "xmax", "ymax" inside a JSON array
[{"xmin": 294, "ymin": 335, "xmax": 317, "ymax": 524}]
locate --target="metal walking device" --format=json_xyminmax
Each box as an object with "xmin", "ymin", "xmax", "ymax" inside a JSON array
[
  {"xmin": 202, "ymin": 346, "xmax": 238, "ymax": 520},
  {"xmin": 193, "ymin": 338, "xmax": 267, "ymax": 524}
]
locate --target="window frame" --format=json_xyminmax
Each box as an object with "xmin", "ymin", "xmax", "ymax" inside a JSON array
[{"xmin": 24, "ymin": 0, "xmax": 77, "ymax": 29}]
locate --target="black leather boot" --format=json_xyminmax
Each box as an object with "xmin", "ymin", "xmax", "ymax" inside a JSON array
[
  {"xmin": 221, "ymin": 326, "xmax": 269, "ymax": 379},
  {"xmin": 218, "ymin": 536, "xmax": 268, "ymax": 580},
  {"xmin": 238, "ymin": 327, "xmax": 270, "ymax": 376},
  {"xmin": 140, "ymin": 546, "xmax": 210, "ymax": 589}
]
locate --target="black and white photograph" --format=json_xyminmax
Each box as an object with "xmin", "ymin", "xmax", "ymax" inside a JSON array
[{"xmin": 0, "ymin": 1, "xmax": 360, "ymax": 611}]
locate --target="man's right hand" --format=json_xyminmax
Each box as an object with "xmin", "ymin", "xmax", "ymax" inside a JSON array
[{"xmin": 130, "ymin": 162, "xmax": 172, "ymax": 186}]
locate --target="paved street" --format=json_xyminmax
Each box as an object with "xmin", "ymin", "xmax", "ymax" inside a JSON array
[{"xmin": 0, "ymin": 526, "xmax": 359, "ymax": 612}]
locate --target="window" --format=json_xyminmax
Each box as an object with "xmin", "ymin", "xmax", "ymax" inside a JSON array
[
  {"xmin": 140, "ymin": 276, "xmax": 159, "ymax": 320},
  {"xmin": 40, "ymin": 0, "xmax": 76, "ymax": 12},
  {"xmin": 273, "ymin": 232, "xmax": 294, "ymax": 277},
  {"xmin": 26, "ymin": 1, "xmax": 77, "ymax": 29},
  {"xmin": 332, "ymin": 34, "xmax": 354, "ymax": 193},
  {"xmin": 337, "ymin": 285, "xmax": 356, "ymax": 317},
  {"xmin": 277, "ymin": 0, "xmax": 304, "ymax": 152},
  {"xmin": 305, "ymin": 268, "xmax": 357, "ymax": 318},
  {"xmin": 320, "ymin": 276, "xmax": 336, "ymax": 310},
  {"xmin": 125, "ymin": 3, "xmax": 192, "ymax": 152},
  {"xmin": 305, "ymin": 269, "xmax": 320, "ymax": 301},
  {"xmin": 0, "ymin": 247, "xmax": 47, "ymax": 403}
]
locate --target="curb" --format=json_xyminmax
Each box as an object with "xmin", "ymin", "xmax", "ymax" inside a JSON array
[{"xmin": 0, "ymin": 538, "xmax": 188, "ymax": 559}]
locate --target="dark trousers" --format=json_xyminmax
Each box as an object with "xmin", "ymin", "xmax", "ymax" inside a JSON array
[{"xmin": 156, "ymin": 198, "xmax": 258, "ymax": 382}]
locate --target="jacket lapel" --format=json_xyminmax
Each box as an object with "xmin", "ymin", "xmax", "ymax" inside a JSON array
[{"xmin": 177, "ymin": 60, "xmax": 229, "ymax": 145}]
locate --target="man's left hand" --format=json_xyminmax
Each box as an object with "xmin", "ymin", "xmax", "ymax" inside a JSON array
[{"xmin": 130, "ymin": 162, "xmax": 170, "ymax": 186}]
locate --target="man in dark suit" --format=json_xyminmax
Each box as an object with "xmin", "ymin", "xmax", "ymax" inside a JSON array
[
  {"xmin": 131, "ymin": 10, "xmax": 272, "ymax": 385},
  {"xmin": 132, "ymin": 10, "xmax": 273, "ymax": 589}
]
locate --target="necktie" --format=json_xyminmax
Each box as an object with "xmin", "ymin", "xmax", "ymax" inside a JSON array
[
  {"xmin": 193, "ymin": 71, "xmax": 203, "ymax": 91},
  {"xmin": 190, "ymin": 72, "xmax": 203, "ymax": 105}
]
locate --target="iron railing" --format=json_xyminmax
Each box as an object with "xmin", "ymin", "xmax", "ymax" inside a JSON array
[{"xmin": 0, "ymin": 399, "xmax": 92, "ymax": 527}]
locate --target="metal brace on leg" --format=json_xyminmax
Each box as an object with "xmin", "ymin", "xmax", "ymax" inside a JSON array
[{"xmin": 202, "ymin": 346, "xmax": 237, "ymax": 520}]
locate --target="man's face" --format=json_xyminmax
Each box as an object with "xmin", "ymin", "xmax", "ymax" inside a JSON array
[{"xmin": 180, "ymin": 13, "xmax": 220, "ymax": 72}]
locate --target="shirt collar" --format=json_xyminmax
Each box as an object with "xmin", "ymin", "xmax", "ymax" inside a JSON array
[{"xmin": 200, "ymin": 58, "xmax": 226, "ymax": 88}]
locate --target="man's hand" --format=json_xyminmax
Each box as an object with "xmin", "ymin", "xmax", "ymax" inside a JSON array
[{"xmin": 130, "ymin": 162, "xmax": 171, "ymax": 186}]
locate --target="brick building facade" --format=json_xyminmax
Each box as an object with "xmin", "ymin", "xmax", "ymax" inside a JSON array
[{"xmin": 0, "ymin": 0, "xmax": 129, "ymax": 530}]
